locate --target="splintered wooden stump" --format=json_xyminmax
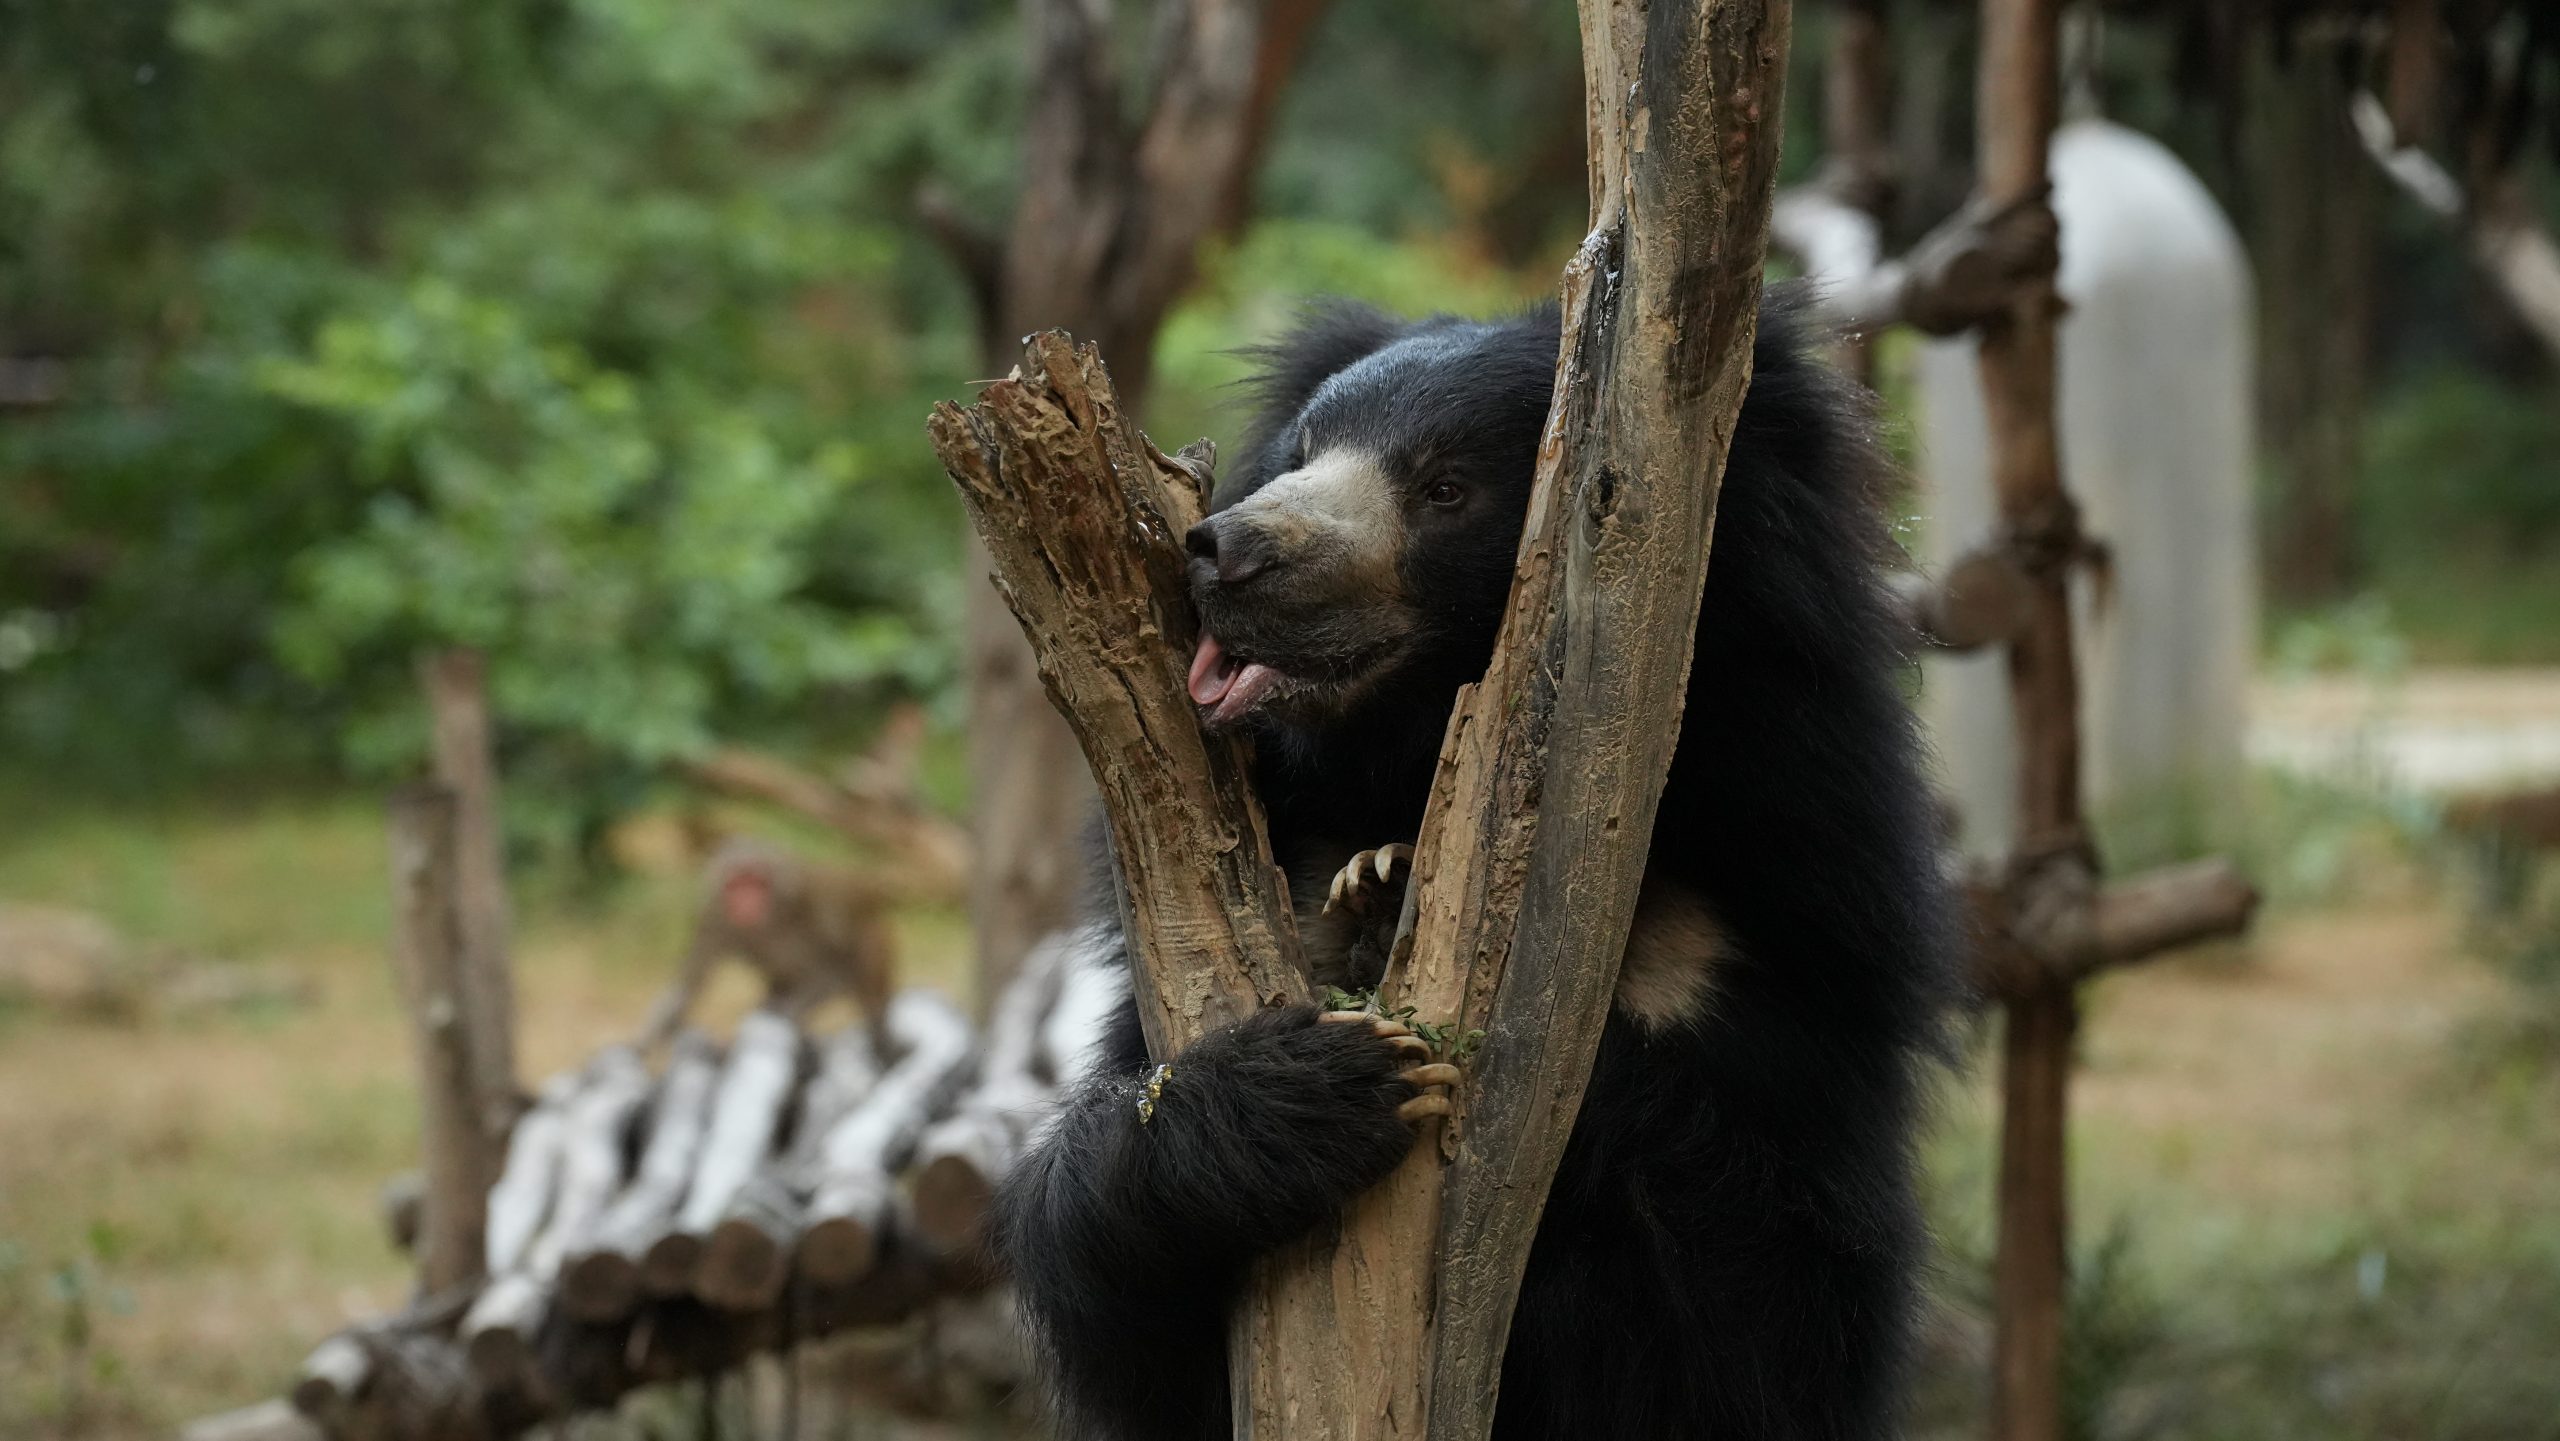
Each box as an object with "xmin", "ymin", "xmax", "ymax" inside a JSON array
[{"xmin": 929, "ymin": 345, "xmax": 1310, "ymax": 1061}]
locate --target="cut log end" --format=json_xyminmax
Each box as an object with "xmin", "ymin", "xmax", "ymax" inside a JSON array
[
  {"xmin": 641, "ymin": 1231, "xmax": 705, "ymax": 1297},
  {"xmin": 795, "ymin": 1214, "xmax": 880, "ymax": 1288},
  {"xmin": 910, "ymin": 1153, "xmax": 997, "ymax": 1254},
  {"xmin": 556, "ymin": 1249, "xmax": 641, "ymax": 1324},
  {"xmin": 697, "ymin": 1216, "xmax": 794, "ymax": 1313}
]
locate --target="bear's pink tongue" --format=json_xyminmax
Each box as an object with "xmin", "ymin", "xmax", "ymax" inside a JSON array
[
  {"xmin": 1187, "ymin": 632, "xmax": 1237, "ymax": 705},
  {"xmin": 1187, "ymin": 630, "xmax": 1280, "ymax": 721}
]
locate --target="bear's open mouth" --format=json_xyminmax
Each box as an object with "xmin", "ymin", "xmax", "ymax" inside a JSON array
[{"xmin": 1187, "ymin": 631, "xmax": 1288, "ymax": 729}]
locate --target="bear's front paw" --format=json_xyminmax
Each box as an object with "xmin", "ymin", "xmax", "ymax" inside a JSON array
[
  {"xmin": 1176, "ymin": 1005, "xmax": 1455, "ymax": 1166},
  {"xmin": 1315, "ymin": 1009, "xmax": 1456, "ymax": 1122}
]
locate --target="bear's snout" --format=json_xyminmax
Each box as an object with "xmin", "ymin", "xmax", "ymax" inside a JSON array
[{"xmin": 1186, "ymin": 514, "xmax": 1284, "ymax": 588}]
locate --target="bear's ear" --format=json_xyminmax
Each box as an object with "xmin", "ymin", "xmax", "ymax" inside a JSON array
[{"xmin": 1224, "ymin": 300, "xmax": 1410, "ymax": 496}]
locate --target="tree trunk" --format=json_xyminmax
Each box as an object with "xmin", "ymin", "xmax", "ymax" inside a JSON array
[
  {"xmin": 419, "ymin": 649, "xmax": 520, "ymax": 1148},
  {"xmin": 931, "ymin": 0, "xmax": 1789, "ymax": 1430},
  {"xmin": 2251, "ymin": 28, "xmax": 2376, "ymax": 604},
  {"xmin": 385, "ymin": 785, "xmax": 492, "ymax": 1297}
]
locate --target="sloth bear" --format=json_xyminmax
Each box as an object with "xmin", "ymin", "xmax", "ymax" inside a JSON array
[{"xmin": 997, "ymin": 287, "xmax": 1956, "ymax": 1440}]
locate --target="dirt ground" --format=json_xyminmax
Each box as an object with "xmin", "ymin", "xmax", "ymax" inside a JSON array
[{"xmin": 2, "ymin": 789, "xmax": 2555, "ymax": 1439}]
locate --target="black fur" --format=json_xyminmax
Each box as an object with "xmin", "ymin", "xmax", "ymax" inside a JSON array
[{"xmin": 998, "ymin": 286, "xmax": 1956, "ymax": 1440}]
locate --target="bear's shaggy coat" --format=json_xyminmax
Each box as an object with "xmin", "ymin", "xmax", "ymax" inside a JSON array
[{"xmin": 998, "ymin": 289, "xmax": 1955, "ymax": 1440}]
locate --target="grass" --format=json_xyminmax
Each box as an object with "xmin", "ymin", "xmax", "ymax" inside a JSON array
[
  {"xmin": 4, "ymin": 772, "xmax": 2559, "ymax": 1439},
  {"xmin": 0, "ymin": 773, "xmax": 973, "ymax": 1439}
]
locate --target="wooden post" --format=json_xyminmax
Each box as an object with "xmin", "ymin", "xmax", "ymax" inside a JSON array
[
  {"xmin": 1966, "ymin": 1, "xmax": 2259, "ymax": 1436},
  {"xmin": 386, "ymin": 785, "xmax": 492, "ymax": 1296},
  {"xmin": 931, "ymin": 0, "xmax": 1786, "ymax": 1429},
  {"xmin": 420, "ymin": 648, "xmax": 520, "ymax": 1151},
  {"xmin": 1973, "ymin": 4, "xmax": 2078, "ymax": 1440}
]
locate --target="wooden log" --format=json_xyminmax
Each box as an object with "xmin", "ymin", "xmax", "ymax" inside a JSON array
[
  {"xmin": 385, "ymin": 786, "xmax": 493, "ymax": 1296},
  {"xmin": 675, "ymin": 1009, "xmax": 802, "ymax": 1234},
  {"xmin": 180, "ymin": 1399, "xmax": 322, "ymax": 1441},
  {"xmin": 352, "ymin": 1328, "xmax": 482, "ymax": 1441},
  {"xmin": 482, "ymin": 1074, "xmax": 575, "ymax": 1278},
  {"xmin": 634, "ymin": 1013, "xmax": 798, "ymax": 1302},
  {"xmin": 906, "ymin": 928, "xmax": 1085, "ymax": 1253},
  {"xmin": 695, "ymin": 1173, "xmax": 804, "ymax": 1312},
  {"xmin": 786, "ymin": 1026, "xmax": 882, "ymax": 1172},
  {"xmin": 907, "ymin": 1074, "xmax": 1048, "ymax": 1255},
  {"xmin": 2446, "ymin": 781, "xmax": 2560, "ymax": 851},
  {"xmin": 2079, "ymin": 858, "xmax": 2260, "ymax": 979},
  {"xmin": 639, "ymin": 1230, "xmax": 704, "ymax": 1301},
  {"xmin": 520, "ymin": 1047, "xmax": 649, "ymax": 1280},
  {"xmin": 557, "ymin": 1031, "xmax": 719, "ymax": 1320},
  {"xmin": 459, "ymin": 1271, "xmax": 548, "ymax": 1399},
  {"xmin": 799, "ymin": 989, "xmax": 977, "ymax": 1285},
  {"xmin": 1038, "ymin": 926, "xmax": 1123, "ymax": 1082},
  {"xmin": 983, "ymin": 925, "xmax": 1070, "ymax": 1084},
  {"xmin": 290, "ymin": 1334, "xmax": 372, "ymax": 1430},
  {"xmin": 419, "ymin": 648, "xmax": 520, "ymax": 1152}
]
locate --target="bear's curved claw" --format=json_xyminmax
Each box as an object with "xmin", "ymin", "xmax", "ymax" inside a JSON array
[{"xmin": 1322, "ymin": 843, "xmax": 1414, "ymax": 916}]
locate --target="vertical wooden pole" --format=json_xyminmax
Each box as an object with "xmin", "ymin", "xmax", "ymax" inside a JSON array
[
  {"xmin": 1974, "ymin": 1, "xmax": 2078, "ymax": 1439},
  {"xmin": 387, "ymin": 784, "xmax": 492, "ymax": 1296},
  {"xmin": 419, "ymin": 648, "xmax": 520, "ymax": 1153}
]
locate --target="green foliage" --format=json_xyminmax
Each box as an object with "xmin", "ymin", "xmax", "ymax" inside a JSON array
[
  {"xmin": 260, "ymin": 275, "xmax": 925, "ymax": 771},
  {"xmin": 0, "ymin": 0, "xmax": 1001, "ymax": 836},
  {"xmin": 2289, "ymin": 369, "xmax": 2560, "ymax": 666},
  {"xmin": 2362, "ymin": 370, "xmax": 2560, "ymax": 553}
]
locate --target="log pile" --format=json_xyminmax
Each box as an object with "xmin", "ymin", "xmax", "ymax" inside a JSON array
[{"xmin": 290, "ymin": 940, "xmax": 1116, "ymax": 1441}]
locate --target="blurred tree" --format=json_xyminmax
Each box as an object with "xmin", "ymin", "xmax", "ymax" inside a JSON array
[
  {"xmin": 2250, "ymin": 22, "xmax": 2379, "ymax": 603},
  {"xmin": 0, "ymin": 0, "xmax": 1007, "ymax": 849}
]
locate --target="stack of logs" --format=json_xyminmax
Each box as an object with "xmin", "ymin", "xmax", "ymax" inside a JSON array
[{"xmin": 291, "ymin": 931, "xmax": 1121, "ymax": 1441}]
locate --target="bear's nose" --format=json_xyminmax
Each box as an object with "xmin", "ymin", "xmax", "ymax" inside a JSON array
[{"xmin": 1185, "ymin": 515, "xmax": 1281, "ymax": 586}]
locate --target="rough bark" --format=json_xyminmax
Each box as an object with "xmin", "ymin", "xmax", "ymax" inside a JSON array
[
  {"xmin": 931, "ymin": 345, "xmax": 1308, "ymax": 1057},
  {"xmin": 931, "ymin": 0, "xmax": 1786, "ymax": 1431},
  {"xmin": 1384, "ymin": 5, "xmax": 1792, "ymax": 1435},
  {"xmin": 962, "ymin": 0, "xmax": 1336, "ymax": 1008},
  {"xmin": 385, "ymin": 786, "xmax": 493, "ymax": 1297},
  {"xmin": 418, "ymin": 650, "xmax": 519, "ymax": 1150}
]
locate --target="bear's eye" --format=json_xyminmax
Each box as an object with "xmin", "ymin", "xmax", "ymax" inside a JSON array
[{"xmin": 1423, "ymin": 479, "xmax": 1465, "ymax": 508}]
